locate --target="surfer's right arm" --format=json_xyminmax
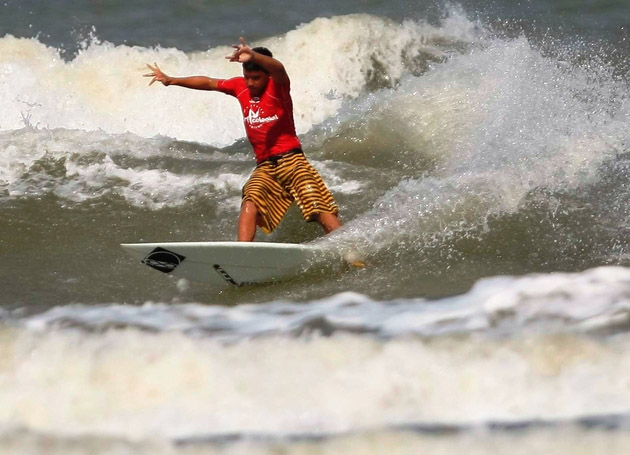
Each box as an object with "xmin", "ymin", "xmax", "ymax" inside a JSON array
[{"xmin": 144, "ymin": 63, "xmax": 220, "ymax": 90}]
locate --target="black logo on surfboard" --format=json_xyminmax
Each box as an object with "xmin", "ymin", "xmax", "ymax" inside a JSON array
[{"xmin": 142, "ymin": 247, "xmax": 186, "ymax": 273}]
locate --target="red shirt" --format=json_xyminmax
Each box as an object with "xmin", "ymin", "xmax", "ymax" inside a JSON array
[{"xmin": 217, "ymin": 77, "xmax": 302, "ymax": 163}]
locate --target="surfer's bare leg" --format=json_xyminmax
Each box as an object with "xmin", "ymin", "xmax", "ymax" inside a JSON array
[
  {"xmin": 315, "ymin": 212, "xmax": 342, "ymax": 234},
  {"xmin": 238, "ymin": 200, "xmax": 259, "ymax": 241}
]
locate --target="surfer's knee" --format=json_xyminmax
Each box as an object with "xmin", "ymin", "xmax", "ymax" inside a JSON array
[
  {"xmin": 241, "ymin": 201, "xmax": 264, "ymax": 227},
  {"xmin": 238, "ymin": 201, "xmax": 259, "ymax": 241},
  {"xmin": 241, "ymin": 200, "xmax": 257, "ymax": 213}
]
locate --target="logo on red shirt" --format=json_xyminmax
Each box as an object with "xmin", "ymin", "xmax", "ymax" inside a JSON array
[
  {"xmin": 218, "ymin": 77, "xmax": 302, "ymax": 161},
  {"xmin": 245, "ymin": 107, "xmax": 279, "ymax": 129}
]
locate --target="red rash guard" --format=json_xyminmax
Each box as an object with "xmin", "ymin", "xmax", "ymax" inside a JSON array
[{"xmin": 217, "ymin": 77, "xmax": 302, "ymax": 163}]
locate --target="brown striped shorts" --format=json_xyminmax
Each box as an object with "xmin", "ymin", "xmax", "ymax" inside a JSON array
[{"xmin": 242, "ymin": 150, "xmax": 339, "ymax": 234}]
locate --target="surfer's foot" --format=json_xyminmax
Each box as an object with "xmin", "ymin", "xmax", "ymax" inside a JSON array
[{"xmin": 344, "ymin": 251, "xmax": 367, "ymax": 268}]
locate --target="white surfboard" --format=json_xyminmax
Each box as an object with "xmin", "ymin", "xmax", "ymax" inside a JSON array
[{"xmin": 120, "ymin": 241, "xmax": 326, "ymax": 286}]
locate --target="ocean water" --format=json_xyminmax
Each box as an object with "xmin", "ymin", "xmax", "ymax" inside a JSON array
[{"xmin": 1, "ymin": 0, "xmax": 630, "ymax": 453}]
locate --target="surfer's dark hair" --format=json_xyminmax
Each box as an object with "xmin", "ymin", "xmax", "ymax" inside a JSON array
[{"xmin": 243, "ymin": 47, "xmax": 273, "ymax": 73}]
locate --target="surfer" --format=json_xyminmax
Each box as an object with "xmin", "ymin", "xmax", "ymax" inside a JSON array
[{"xmin": 144, "ymin": 37, "xmax": 342, "ymax": 241}]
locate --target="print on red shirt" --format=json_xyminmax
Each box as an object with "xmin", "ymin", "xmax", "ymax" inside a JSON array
[{"xmin": 217, "ymin": 77, "xmax": 302, "ymax": 163}]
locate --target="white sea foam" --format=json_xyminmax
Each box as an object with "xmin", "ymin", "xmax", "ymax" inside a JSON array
[
  {"xmin": 0, "ymin": 11, "xmax": 477, "ymax": 145},
  {"xmin": 2, "ymin": 425, "xmax": 630, "ymax": 455},
  {"xmin": 0, "ymin": 128, "xmax": 250, "ymax": 208},
  {"xmin": 22, "ymin": 265, "xmax": 630, "ymax": 338},
  {"xmin": 0, "ymin": 127, "xmax": 364, "ymax": 208},
  {"xmin": 331, "ymin": 34, "xmax": 629, "ymax": 251},
  {"xmin": 2, "ymin": 317, "xmax": 630, "ymax": 439},
  {"xmin": 0, "ymin": 12, "xmax": 474, "ymax": 208}
]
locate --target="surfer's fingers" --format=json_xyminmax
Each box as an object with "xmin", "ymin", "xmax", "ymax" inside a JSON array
[
  {"xmin": 226, "ymin": 44, "xmax": 240, "ymax": 60},
  {"xmin": 231, "ymin": 38, "xmax": 249, "ymax": 53},
  {"xmin": 145, "ymin": 63, "xmax": 160, "ymax": 73}
]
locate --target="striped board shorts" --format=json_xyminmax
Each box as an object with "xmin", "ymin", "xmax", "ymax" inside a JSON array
[{"xmin": 242, "ymin": 150, "xmax": 339, "ymax": 234}]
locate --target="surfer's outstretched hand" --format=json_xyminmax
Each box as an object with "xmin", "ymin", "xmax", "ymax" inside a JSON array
[
  {"xmin": 144, "ymin": 63, "xmax": 170, "ymax": 86},
  {"xmin": 227, "ymin": 37, "xmax": 254, "ymax": 63}
]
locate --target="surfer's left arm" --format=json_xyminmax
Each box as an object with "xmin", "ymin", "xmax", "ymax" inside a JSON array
[
  {"xmin": 143, "ymin": 63, "xmax": 221, "ymax": 90},
  {"xmin": 227, "ymin": 37, "xmax": 290, "ymax": 85}
]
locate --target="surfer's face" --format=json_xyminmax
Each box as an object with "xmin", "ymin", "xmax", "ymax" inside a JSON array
[{"xmin": 243, "ymin": 69, "xmax": 270, "ymax": 97}]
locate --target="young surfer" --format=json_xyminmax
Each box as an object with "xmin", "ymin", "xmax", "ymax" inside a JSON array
[{"xmin": 144, "ymin": 37, "xmax": 341, "ymax": 241}]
